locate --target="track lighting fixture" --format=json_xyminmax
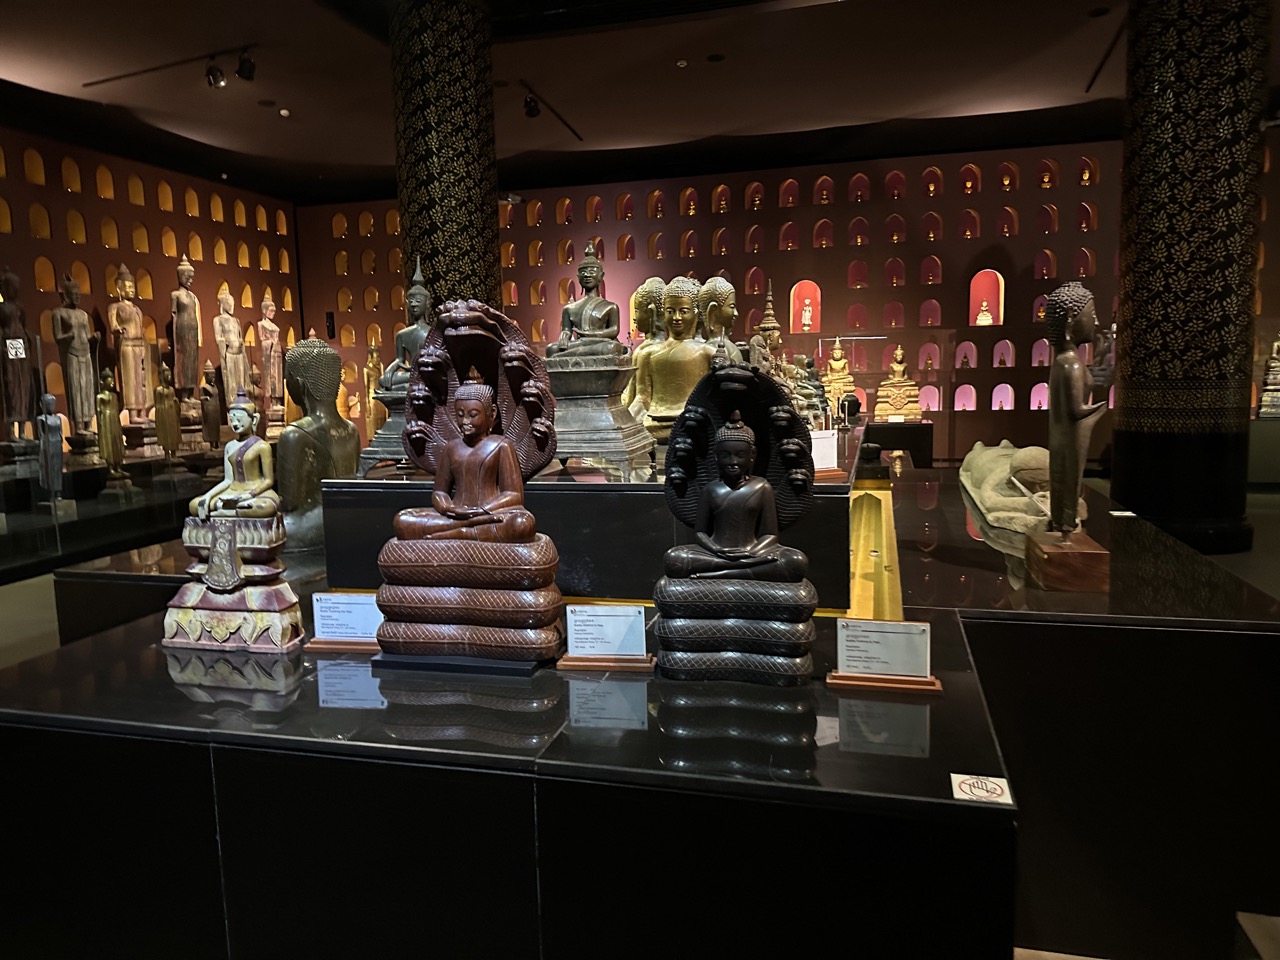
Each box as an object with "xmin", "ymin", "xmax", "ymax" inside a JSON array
[
  {"xmin": 235, "ymin": 50, "xmax": 256, "ymax": 81},
  {"xmin": 205, "ymin": 61, "xmax": 226, "ymax": 88},
  {"xmin": 523, "ymin": 94, "xmax": 541, "ymax": 118}
]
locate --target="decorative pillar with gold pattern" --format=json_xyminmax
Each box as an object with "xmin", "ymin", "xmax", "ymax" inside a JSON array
[
  {"xmin": 1112, "ymin": 0, "xmax": 1268, "ymax": 553},
  {"xmin": 390, "ymin": 0, "xmax": 501, "ymax": 306}
]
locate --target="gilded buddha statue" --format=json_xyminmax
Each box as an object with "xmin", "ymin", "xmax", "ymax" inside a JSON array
[
  {"xmin": 698, "ymin": 277, "xmax": 743, "ymax": 363},
  {"xmin": 632, "ymin": 276, "xmax": 717, "ymax": 441},
  {"xmin": 375, "ymin": 300, "xmax": 563, "ymax": 662},
  {"xmin": 873, "ymin": 345, "xmax": 922, "ymax": 422},
  {"xmin": 621, "ymin": 277, "xmax": 665, "ymax": 416},
  {"xmin": 164, "ymin": 387, "xmax": 304, "ymax": 653},
  {"xmin": 277, "ymin": 337, "xmax": 360, "ymax": 550},
  {"xmin": 975, "ymin": 299, "xmax": 995, "ymax": 325},
  {"xmin": 820, "ymin": 338, "xmax": 855, "ymax": 414}
]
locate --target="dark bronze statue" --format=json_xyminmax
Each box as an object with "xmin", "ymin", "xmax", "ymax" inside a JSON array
[
  {"xmin": 546, "ymin": 242, "xmax": 624, "ymax": 358},
  {"xmin": 1, "ymin": 268, "xmax": 34, "ymax": 442},
  {"xmin": 1047, "ymin": 283, "xmax": 1106, "ymax": 539},
  {"xmin": 655, "ymin": 365, "xmax": 818, "ymax": 685}
]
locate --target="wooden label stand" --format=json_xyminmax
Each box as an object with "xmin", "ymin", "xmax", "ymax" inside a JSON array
[
  {"xmin": 1026, "ymin": 530, "xmax": 1110, "ymax": 593},
  {"xmin": 306, "ymin": 637, "xmax": 381, "ymax": 654},
  {"xmin": 826, "ymin": 671, "xmax": 943, "ymax": 695},
  {"xmin": 557, "ymin": 653, "xmax": 655, "ymax": 673}
]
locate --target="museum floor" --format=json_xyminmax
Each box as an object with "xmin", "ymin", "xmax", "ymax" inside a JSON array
[{"xmin": 0, "ymin": 486, "xmax": 1277, "ymax": 959}]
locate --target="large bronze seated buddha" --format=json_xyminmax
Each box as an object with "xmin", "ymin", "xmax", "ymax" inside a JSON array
[
  {"xmin": 375, "ymin": 300, "xmax": 563, "ymax": 662},
  {"xmin": 654, "ymin": 367, "xmax": 818, "ymax": 685}
]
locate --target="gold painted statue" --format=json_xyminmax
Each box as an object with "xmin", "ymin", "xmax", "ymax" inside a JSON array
[
  {"xmin": 821, "ymin": 338, "xmax": 856, "ymax": 413},
  {"xmin": 278, "ymin": 337, "xmax": 361, "ymax": 550},
  {"xmin": 622, "ymin": 277, "xmax": 665, "ymax": 415},
  {"xmin": 96, "ymin": 371, "xmax": 127, "ymax": 480},
  {"xmin": 154, "ymin": 363, "xmax": 181, "ymax": 462},
  {"xmin": 975, "ymin": 299, "xmax": 995, "ymax": 325},
  {"xmin": 364, "ymin": 344, "xmax": 386, "ymax": 440},
  {"xmin": 164, "ymin": 387, "xmax": 304, "ymax": 653},
  {"xmin": 697, "ymin": 276, "xmax": 743, "ymax": 363},
  {"xmin": 632, "ymin": 276, "xmax": 716, "ymax": 441},
  {"xmin": 873, "ymin": 344, "xmax": 923, "ymax": 422}
]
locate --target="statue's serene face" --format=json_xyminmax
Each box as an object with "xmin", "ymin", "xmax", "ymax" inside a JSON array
[
  {"xmin": 406, "ymin": 289, "xmax": 427, "ymax": 321},
  {"xmin": 664, "ymin": 296, "xmax": 696, "ymax": 340},
  {"xmin": 454, "ymin": 397, "xmax": 494, "ymax": 445},
  {"xmin": 63, "ymin": 287, "xmax": 81, "ymax": 308},
  {"xmin": 894, "ymin": 348, "xmax": 905, "ymax": 363},
  {"xmin": 1072, "ymin": 299, "xmax": 1098, "ymax": 344},
  {"xmin": 227, "ymin": 407, "xmax": 252, "ymax": 437},
  {"xmin": 219, "ymin": 294, "xmax": 234, "ymax": 315},
  {"xmin": 118, "ymin": 279, "xmax": 136, "ymax": 300},
  {"xmin": 712, "ymin": 293, "xmax": 738, "ymax": 331},
  {"xmin": 715, "ymin": 438, "xmax": 754, "ymax": 486},
  {"xmin": 178, "ymin": 270, "xmax": 194, "ymax": 290},
  {"xmin": 577, "ymin": 262, "xmax": 601, "ymax": 292},
  {"xmin": 831, "ymin": 346, "xmax": 844, "ymax": 360},
  {"xmin": 263, "ymin": 304, "xmax": 276, "ymax": 321}
]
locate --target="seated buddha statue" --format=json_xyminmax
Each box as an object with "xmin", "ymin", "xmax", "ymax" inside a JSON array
[
  {"xmin": 654, "ymin": 371, "xmax": 819, "ymax": 686},
  {"xmin": 393, "ymin": 374, "xmax": 536, "ymax": 542},
  {"xmin": 873, "ymin": 345, "xmax": 923, "ymax": 422},
  {"xmin": 821, "ymin": 338, "xmax": 856, "ymax": 414},
  {"xmin": 381, "ymin": 259, "xmax": 432, "ymax": 390},
  {"xmin": 165, "ymin": 387, "xmax": 303, "ymax": 653},
  {"xmin": 664, "ymin": 414, "xmax": 808, "ymax": 582},
  {"xmin": 545, "ymin": 242, "xmax": 625, "ymax": 358},
  {"xmin": 190, "ymin": 389, "xmax": 281, "ymax": 520},
  {"xmin": 975, "ymin": 299, "xmax": 995, "ymax": 325}
]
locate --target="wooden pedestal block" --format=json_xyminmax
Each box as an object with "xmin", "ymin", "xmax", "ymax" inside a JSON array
[{"xmin": 1026, "ymin": 530, "xmax": 1110, "ymax": 593}]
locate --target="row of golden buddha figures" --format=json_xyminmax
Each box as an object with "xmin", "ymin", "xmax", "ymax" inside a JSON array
[{"xmin": 161, "ymin": 248, "xmax": 820, "ymax": 684}]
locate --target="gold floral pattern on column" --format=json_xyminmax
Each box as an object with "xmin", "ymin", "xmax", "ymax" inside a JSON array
[
  {"xmin": 390, "ymin": 0, "xmax": 502, "ymax": 308},
  {"xmin": 1116, "ymin": 0, "xmax": 1268, "ymax": 434}
]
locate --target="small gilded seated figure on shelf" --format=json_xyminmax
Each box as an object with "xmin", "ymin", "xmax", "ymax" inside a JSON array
[
  {"xmin": 975, "ymin": 299, "xmax": 995, "ymax": 325},
  {"xmin": 394, "ymin": 373, "xmax": 535, "ymax": 543},
  {"xmin": 665, "ymin": 413, "xmax": 808, "ymax": 582},
  {"xmin": 191, "ymin": 389, "xmax": 281, "ymax": 520},
  {"xmin": 873, "ymin": 345, "xmax": 923, "ymax": 423}
]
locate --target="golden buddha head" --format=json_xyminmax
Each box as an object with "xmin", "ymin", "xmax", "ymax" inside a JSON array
[
  {"xmin": 894, "ymin": 344, "xmax": 905, "ymax": 363},
  {"xmin": 100, "ymin": 370, "xmax": 116, "ymax": 391},
  {"xmin": 697, "ymin": 277, "xmax": 738, "ymax": 336},
  {"xmin": 632, "ymin": 277, "xmax": 665, "ymax": 336},
  {"xmin": 160, "ymin": 363, "xmax": 174, "ymax": 388},
  {"xmin": 831, "ymin": 338, "xmax": 844, "ymax": 360},
  {"xmin": 663, "ymin": 276, "xmax": 701, "ymax": 340}
]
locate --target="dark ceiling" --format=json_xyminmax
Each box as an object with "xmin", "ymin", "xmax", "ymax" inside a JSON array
[{"xmin": 0, "ymin": 0, "xmax": 1201, "ymax": 205}]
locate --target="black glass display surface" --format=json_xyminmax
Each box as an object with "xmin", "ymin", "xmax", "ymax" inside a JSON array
[
  {"xmin": 891, "ymin": 470, "xmax": 1280, "ymax": 628},
  {"xmin": 0, "ymin": 606, "xmax": 1015, "ymax": 959}
]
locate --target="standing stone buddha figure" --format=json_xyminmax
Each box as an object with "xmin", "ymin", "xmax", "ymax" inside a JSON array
[{"xmin": 108, "ymin": 265, "xmax": 148, "ymax": 423}]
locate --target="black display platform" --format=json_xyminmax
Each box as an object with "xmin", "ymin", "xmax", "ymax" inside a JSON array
[
  {"xmin": 0, "ymin": 606, "xmax": 1014, "ymax": 960},
  {"xmin": 322, "ymin": 471, "xmax": 856, "ymax": 608},
  {"xmin": 863, "ymin": 419, "xmax": 934, "ymax": 468}
]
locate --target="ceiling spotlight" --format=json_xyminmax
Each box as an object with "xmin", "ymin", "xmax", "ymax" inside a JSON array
[
  {"xmin": 278, "ymin": 108, "xmax": 291, "ymax": 118},
  {"xmin": 235, "ymin": 51, "xmax": 256, "ymax": 81},
  {"xmin": 676, "ymin": 59, "xmax": 688, "ymax": 68},
  {"xmin": 523, "ymin": 94, "xmax": 541, "ymax": 118},
  {"xmin": 205, "ymin": 61, "xmax": 226, "ymax": 88}
]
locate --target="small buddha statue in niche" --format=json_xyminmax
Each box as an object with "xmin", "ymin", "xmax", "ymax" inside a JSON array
[
  {"xmin": 1080, "ymin": 168, "xmax": 1092, "ymax": 186},
  {"xmin": 820, "ymin": 189, "xmax": 830, "ymax": 204},
  {"xmin": 1037, "ymin": 303, "xmax": 1047, "ymax": 321},
  {"xmin": 686, "ymin": 200, "xmax": 696, "ymax": 216},
  {"xmin": 998, "ymin": 400, "xmax": 1006, "ymax": 410},
  {"xmin": 820, "ymin": 237, "xmax": 829, "ymax": 248},
  {"xmin": 891, "ymin": 231, "xmax": 901, "ymax": 243},
  {"xmin": 800, "ymin": 299, "xmax": 813, "ymax": 332},
  {"xmin": 718, "ymin": 196, "xmax": 728, "ymax": 213},
  {"xmin": 1080, "ymin": 218, "xmax": 1090, "ymax": 232},
  {"xmin": 656, "ymin": 249, "xmax": 665, "ymax": 260},
  {"xmin": 1041, "ymin": 171, "xmax": 1053, "ymax": 188},
  {"xmin": 998, "ymin": 354, "xmax": 1008, "ymax": 367},
  {"xmin": 655, "ymin": 201, "xmax": 664, "ymax": 219},
  {"xmin": 625, "ymin": 209, "xmax": 633, "ymax": 221},
  {"xmin": 751, "ymin": 195, "xmax": 762, "ymax": 211},
  {"xmin": 975, "ymin": 300, "xmax": 995, "ymax": 325},
  {"xmin": 854, "ymin": 190, "xmax": 864, "ymax": 202},
  {"xmin": 1001, "ymin": 173, "xmax": 1012, "ymax": 190},
  {"xmin": 751, "ymin": 244, "xmax": 759, "ymax": 254},
  {"xmin": 964, "ymin": 227, "xmax": 973, "ymax": 239},
  {"xmin": 961, "ymin": 354, "xmax": 972, "ymax": 368},
  {"xmin": 964, "ymin": 179, "xmax": 974, "ymax": 194},
  {"xmin": 927, "ymin": 183, "xmax": 936, "ymax": 196},
  {"xmin": 927, "ymin": 229, "xmax": 935, "ymax": 242}
]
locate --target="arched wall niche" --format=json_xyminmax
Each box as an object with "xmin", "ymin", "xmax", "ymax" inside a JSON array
[
  {"xmin": 501, "ymin": 280, "xmax": 518, "ymax": 307},
  {"xmin": 66, "ymin": 209, "xmax": 86, "ymax": 245},
  {"xmin": 557, "ymin": 238, "xmax": 575, "ymax": 265},
  {"xmin": 848, "ymin": 174, "xmax": 870, "ymax": 203},
  {"xmin": 1031, "ymin": 382, "xmax": 1049, "ymax": 409},
  {"xmin": 187, "ymin": 232, "xmax": 203, "ymax": 261},
  {"xmin": 1032, "ymin": 338, "xmax": 1052, "ymax": 366},
  {"xmin": 789, "ymin": 280, "xmax": 821, "ymax": 334},
  {"xmin": 24, "ymin": 149, "xmax": 45, "ymax": 186},
  {"xmin": 884, "ymin": 258, "xmax": 905, "ymax": 289},
  {"xmin": 332, "ymin": 213, "xmax": 348, "ymax": 238},
  {"xmin": 954, "ymin": 384, "xmax": 977, "ymax": 411},
  {"xmin": 29, "ymin": 203, "xmax": 51, "ymax": 239},
  {"xmin": 529, "ymin": 280, "xmax": 546, "ymax": 306},
  {"xmin": 882, "ymin": 301, "xmax": 904, "ymax": 329},
  {"xmin": 361, "ymin": 250, "xmax": 377, "ymax": 275},
  {"xmin": 500, "ymin": 241, "xmax": 516, "ymax": 268},
  {"xmin": 960, "ymin": 209, "xmax": 980, "ymax": 239},
  {"xmin": 337, "ymin": 288, "xmax": 353, "ymax": 312},
  {"xmin": 711, "ymin": 227, "xmax": 730, "ymax": 256},
  {"xmin": 1035, "ymin": 249, "xmax": 1058, "ymax": 280},
  {"xmin": 885, "ymin": 214, "xmax": 906, "ymax": 244},
  {"xmin": 526, "ymin": 200, "xmax": 544, "ymax": 227},
  {"xmin": 647, "ymin": 189, "xmax": 666, "ymax": 219},
  {"xmin": 498, "ymin": 202, "xmax": 513, "ymax": 229},
  {"xmin": 847, "ymin": 304, "xmax": 867, "ymax": 331},
  {"xmin": 0, "ymin": 199, "xmax": 11, "ymax": 234},
  {"xmin": 1077, "ymin": 202, "xmax": 1098, "ymax": 232},
  {"xmin": 616, "ymin": 235, "xmax": 635, "ymax": 261},
  {"xmin": 744, "ymin": 224, "xmax": 763, "ymax": 254},
  {"xmin": 920, "ymin": 255, "xmax": 941, "ymax": 285},
  {"xmin": 157, "ymin": 180, "xmax": 173, "ymax": 211},
  {"xmin": 991, "ymin": 384, "xmax": 1014, "ymax": 410},
  {"xmin": 208, "ymin": 192, "xmax": 223, "ymax": 220},
  {"xmin": 363, "ymin": 286, "xmax": 380, "ymax": 311},
  {"xmin": 998, "ymin": 207, "xmax": 1019, "ymax": 237},
  {"xmin": 847, "ymin": 261, "xmax": 868, "ymax": 289},
  {"xmin": 919, "ymin": 299, "xmax": 941, "ymax": 327},
  {"xmin": 744, "ymin": 266, "xmax": 764, "ymax": 295},
  {"xmin": 679, "ymin": 187, "xmax": 699, "ymax": 215},
  {"xmin": 358, "ymin": 211, "xmax": 374, "ymax": 237},
  {"xmin": 33, "ymin": 256, "xmax": 55, "ymax": 292},
  {"xmin": 161, "ymin": 226, "xmax": 177, "ymax": 258},
  {"xmin": 993, "ymin": 339, "xmax": 1015, "ymax": 368},
  {"xmin": 884, "ymin": 171, "xmax": 905, "ymax": 200},
  {"xmin": 100, "ymin": 216, "xmax": 119, "ymax": 248},
  {"xmin": 969, "ymin": 269, "xmax": 1004, "ymax": 325},
  {"xmin": 813, "ymin": 176, "xmax": 834, "ymax": 205},
  {"xmin": 744, "ymin": 181, "xmax": 764, "ymax": 211},
  {"xmin": 920, "ymin": 385, "xmax": 940, "ymax": 413},
  {"xmin": 712, "ymin": 184, "xmax": 730, "ymax": 213},
  {"xmin": 955, "ymin": 341, "xmax": 977, "ymax": 369},
  {"xmin": 236, "ymin": 241, "xmax": 249, "ymax": 268},
  {"xmin": 184, "ymin": 188, "xmax": 199, "ymax": 218},
  {"xmin": 959, "ymin": 163, "xmax": 982, "ymax": 194},
  {"xmin": 1037, "ymin": 158, "xmax": 1060, "ymax": 189},
  {"xmin": 1078, "ymin": 155, "xmax": 1100, "ymax": 187},
  {"xmin": 778, "ymin": 222, "xmax": 798, "ymax": 251},
  {"xmin": 1032, "ymin": 294, "xmax": 1048, "ymax": 322},
  {"xmin": 679, "ymin": 230, "xmax": 697, "ymax": 258},
  {"xmin": 528, "ymin": 240, "xmax": 544, "ymax": 267},
  {"xmin": 280, "ymin": 210, "xmax": 292, "ymax": 235},
  {"xmin": 921, "ymin": 212, "xmax": 942, "ymax": 242},
  {"xmin": 62, "ymin": 158, "xmax": 82, "ymax": 193},
  {"xmin": 132, "ymin": 223, "xmax": 150, "ymax": 253},
  {"xmin": 240, "ymin": 284, "xmax": 254, "ymax": 309},
  {"xmin": 1037, "ymin": 204, "xmax": 1059, "ymax": 235},
  {"xmin": 1074, "ymin": 247, "xmax": 1097, "ymax": 278},
  {"xmin": 921, "ymin": 166, "xmax": 943, "ymax": 198},
  {"xmin": 812, "ymin": 219, "xmax": 834, "ymax": 249},
  {"xmin": 648, "ymin": 232, "xmax": 666, "ymax": 260},
  {"xmin": 585, "ymin": 195, "xmax": 603, "ymax": 223},
  {"xmin": 615, "ymin": 194, "xmax": 633, "ymax": 221},
  {"xmin": 134, "ymin": 268, "xmax": 153, "ymax": 300},
  {"xmin": 70, "ymin": 260, "xmax": 92, "ymax": 296},
  {"xmin": 556, "ymin": 197, "xmax": 573, "ymax": 225},
  {"xmin": 997, "ymin": 162, "xmax": 1019, "ymax": 191},
  {"xmin": 849, "ymin": 218, "xmax": 869, "ymax": 247},
  {"xmin": 778, "ymin": 179, "xmax": 799, "ymax": 208},
  {"xmin": 918, "ymin": 342, "xmax": 941, "ymax": 371}
]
